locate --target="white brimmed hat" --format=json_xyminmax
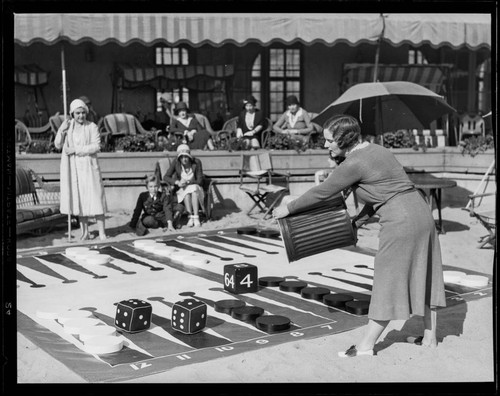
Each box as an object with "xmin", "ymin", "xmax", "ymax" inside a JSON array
[
  {"xmin": 69, "ymin": 98, "xmax": 89, "ymax": 115},
  {"xmin": 177, "ymin": 144, "xmax": 192, "ymax": 159}
]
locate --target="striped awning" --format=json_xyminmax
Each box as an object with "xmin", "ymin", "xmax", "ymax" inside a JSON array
[
  {"xmin": 382, "ymin": 13, "xmax": 491, "ymax": 50},
  {"xmin": 14, "ymin": 13, "xmax": 491, "ymax": 49},
  {"xmin": 14, "ymin": 13, "xmax": 383, "ymax": 47},
  {"xmin": 14, "ymin": 64, "xmax": 49, "ymax": 86},
  {"xmin": 342, "ymin": 64, "xmax": 453, "ymax": 93},
  {"xmin": 118, "ymin": 64, "xmax": 234, "ymax": 84}
]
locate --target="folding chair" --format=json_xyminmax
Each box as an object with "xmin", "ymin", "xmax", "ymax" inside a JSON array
[
  {"xmin": 239, "ymin": 152, "xmax": 290, "ymax": 219},
  {"xmin": 467, "ymin": 192, "xmax": 496, "ymax": 248}
]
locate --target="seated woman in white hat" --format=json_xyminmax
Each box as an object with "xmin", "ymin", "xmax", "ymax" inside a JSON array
[{"xmin": 162, "ymin": 144, "xmax": 205, "ymax": 227}]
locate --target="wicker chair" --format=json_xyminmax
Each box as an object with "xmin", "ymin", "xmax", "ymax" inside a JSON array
[{"xmin": 16, "ymin": 166, "xmax": 67, "ymax": 235}]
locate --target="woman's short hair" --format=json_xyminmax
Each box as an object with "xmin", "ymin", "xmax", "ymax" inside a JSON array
[
  {"xmin": 323, "ymin": 114, "xmax": 361, "ymax": 150},
  {"xmin": 145, "ymin": 174, "xmax": 159, "ymax": 186}
]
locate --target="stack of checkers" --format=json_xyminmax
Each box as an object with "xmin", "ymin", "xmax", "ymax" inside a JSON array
[
  {"xmin": 214, "ymin": 299, "xmax": 291, "ymax": 333},
  {"xmin": 36, "ymin": 307, "xmax": 123, "ymax": 354}
]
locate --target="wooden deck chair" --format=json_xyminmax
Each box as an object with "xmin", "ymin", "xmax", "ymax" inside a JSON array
[
  {"xmin": 168, "ymin": 113, "xmax": 215, "ymax": 145},
  {"xmin": 101, "ymin": 113, "xmax": 149, "ymax": 150},
  {"xmin": 16, "ymin": 166, "xmax": 67, "ymax": 235},
  {"xmin": 458, "ymin": 113, "xmax": 485, "ymax": 142},
  {"xmin": 213, "ymin": 116, "xmax": 238, "ymax": 149},
  {"xmin": 265, "ymin": 112, "xmax": 320, "ymax": 148},
  {"xmin": 21, "ymin": 116, "xmax": 55, "ymax": 150},
  {"xmin": 15, "ymin": 119, "xmax": 32, "ymax": 151},
  {"xmin": 239, "ymin": 152, "xmax": 290, "ymax": 219},
  {"xmin": 49, "ymin": 114, "xmax": 66, "ymax": 135},
  {"xmin": 194, "ymin": 113, "xmax": 215, "ymax": 135},
  {"xmin": 258, "ymin": 118, "xmax": 274, "ymax": 148},
  {"xmin": 154, "ymin": 157, "xmax": 216, "ymax": 221}
]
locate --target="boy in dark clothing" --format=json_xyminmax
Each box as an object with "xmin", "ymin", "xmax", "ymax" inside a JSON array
[{"xmin": 129, "ymin": 175, "xmax": 182, "ymax": 236}]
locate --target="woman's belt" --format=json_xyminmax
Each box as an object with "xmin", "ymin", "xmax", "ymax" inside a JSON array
[{"xmin": 376, "ymin": 187, "xmax": 417, "ymax": 211}]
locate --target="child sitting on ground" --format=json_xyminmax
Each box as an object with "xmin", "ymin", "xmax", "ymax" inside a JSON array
[{"xmin": 129, "ymin": 175, "xmax": 183, "ymax": 236}]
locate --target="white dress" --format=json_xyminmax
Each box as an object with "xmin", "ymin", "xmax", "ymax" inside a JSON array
[
  {"xmin": 176, "ymin": 166, "xmax": 205, "ymax": 207},
  {"xmin": 54, "ymin": 120, "xmax": 107, "ymax": 216}
]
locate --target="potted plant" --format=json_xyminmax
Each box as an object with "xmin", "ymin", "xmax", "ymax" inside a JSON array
[{"xmin": 458, "ymin": 134, "xmax": 495, "ymax": 157}]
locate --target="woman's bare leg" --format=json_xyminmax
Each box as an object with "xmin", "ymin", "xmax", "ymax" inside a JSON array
[
  {"xmin": 192, "ymin": 192, "xmax": 199, "ymax": 215},
  {"xmin": 96, "ymin": 214, "xmax": 107, "ymax": 240},
  {"xmin": 183, "ymin": 194, "xmax": 193, "ymax": 215},
  {"xmin": 184, "ymin": 194, "xmax": 194, "ymax": 226},
  {"xmin": 79, "ymin": 216, "xmax": 89, "ymax": 240},
  {"xmin": 421, "ymin": 305, "xmax": 438, "ymax": 347},
  {"xmin": 356, "ymin": 319, "xmax": 390, "ymax": 351}
]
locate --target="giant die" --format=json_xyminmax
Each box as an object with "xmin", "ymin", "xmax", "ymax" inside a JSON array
[
  {"xmin": 223, "ymin": 263, "xmax": 258, "ymax": 294},
  {"xmin": 171, "ymin": 298, "xmax": 207, "ymax": 334},
  {"xmin": 115, "ymin": 299, "xmax": 152, "ymax": 333}
]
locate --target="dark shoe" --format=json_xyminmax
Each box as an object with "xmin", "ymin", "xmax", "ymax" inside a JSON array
[
  {"xmin": 173, "ymin": 210, "xmax": 182, "ymax": 229},
  {"xmin": 406, "ymin": 336, "xmax": 423, "ymax": 346},
  {"xmin": 338, "ymin": 345, "xmax": 374, "ymax": 358},
  {"xmin": 135, "ymin": 220, "xmax": 148, "ymax": 236}
]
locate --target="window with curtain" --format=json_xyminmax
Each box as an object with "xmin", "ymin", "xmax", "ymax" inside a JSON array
[
  {"xmin": 250, "ymin": 47, "xmax": 302, "ymax": 122},
  {"xmin": 155, "ymin": 47, "xmax": 190, "ymax": 112},
  {"xmin": 269, "ymin": 48, "xmax": 301, "ymax": 121}
]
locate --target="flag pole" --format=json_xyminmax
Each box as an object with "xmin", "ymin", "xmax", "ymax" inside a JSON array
[{"xmin": 61, "ymin": 44, "xmax": 71, "ymax": 243}]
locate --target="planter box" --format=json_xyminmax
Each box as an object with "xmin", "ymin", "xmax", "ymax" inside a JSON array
[{"xmin": 15, "ymin": 147, "xmax": 495, "ymax": 182}]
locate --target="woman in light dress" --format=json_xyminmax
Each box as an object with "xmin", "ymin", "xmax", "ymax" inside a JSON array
[
  {"xmin": 163, "ymin": 144, "xmax": 205, "ymax": 228},
  {"xmin": 54, "ymin": 98, "xmax": 107, "ymax": 240}
]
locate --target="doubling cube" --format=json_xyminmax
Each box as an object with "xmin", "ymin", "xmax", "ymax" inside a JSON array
[
  {"xmin": 115, "ymin": 299, "xmax": 152, "ymax": 333},
  {"xmin": 171, "ymin": 298, "xmax": 207, "ymax": 334},
  {"xmin": 223, "ymin": 263, "xmax": 258, "ymax": 294}
]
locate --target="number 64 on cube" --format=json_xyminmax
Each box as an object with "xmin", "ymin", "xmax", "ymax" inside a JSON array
[{"xmin": 223, "ymin": 263, "xmax": 258, "ymax": 294}]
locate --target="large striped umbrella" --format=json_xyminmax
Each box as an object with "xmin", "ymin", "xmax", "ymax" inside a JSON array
[{"xmin": 312, "ymin": 81, "xmax": 457, "ymax": 135}]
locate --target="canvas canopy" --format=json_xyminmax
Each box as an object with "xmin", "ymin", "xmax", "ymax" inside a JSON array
[
  {"xmin": 343, "ymin": 63, "xmax": 454, "ymax": 94},
  {"xmin": 116, "ymin": 63, "xmax": 234, "ymax": 91},
  {"xmin": 14, "ymin": 13, "xmax": 491, "ymax": 49}
]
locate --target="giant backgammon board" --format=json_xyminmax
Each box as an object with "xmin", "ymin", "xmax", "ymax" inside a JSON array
[{"xmin": 16, "ymin": 227, "xmax": 493, "ymax": 382}]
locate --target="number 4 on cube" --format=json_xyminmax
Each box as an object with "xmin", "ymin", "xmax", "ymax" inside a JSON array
[{"xmin": 223, "ymin": 263, "xmax": 258, "ymax": 294}]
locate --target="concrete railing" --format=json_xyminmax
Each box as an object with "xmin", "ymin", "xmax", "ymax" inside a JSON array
[
  {"xmin": 16, "ymin": 148, "xmax": 495, "ymax": 213},
  {"xmin": 15, "ymin": 147, "xmax": 496, "ymax": 181}
]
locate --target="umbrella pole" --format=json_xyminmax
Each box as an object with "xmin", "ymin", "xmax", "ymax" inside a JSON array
[
  {"xmin": 373, "ymin": 13, "xmax": 386, "ymax": 82},
  {"xmin": 375, "ymin": 96, "xmax": 384, "ymax": 145},
  {"xmin": 61, "ymin": 44, "xmax": 71, "ymax": 243}
]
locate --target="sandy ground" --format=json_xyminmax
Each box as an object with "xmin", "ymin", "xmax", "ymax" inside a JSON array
[{"xmin": 14, "ymin": 203, "xmax": 496, "ymax": 389}]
